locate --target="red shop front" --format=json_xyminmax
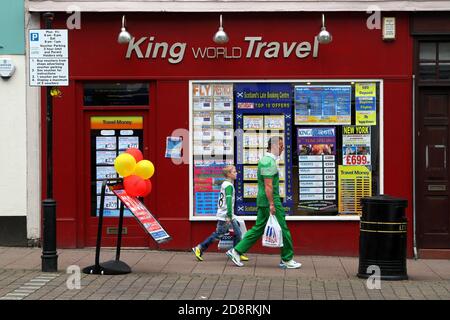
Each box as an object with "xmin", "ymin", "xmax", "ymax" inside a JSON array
[{"xmin": 43, "ymin": 12, "xmax": 414, "ymax": 257}]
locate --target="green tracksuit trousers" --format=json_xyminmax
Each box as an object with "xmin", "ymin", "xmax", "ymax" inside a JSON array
[{"xmin": 234, "ymin": 204, "xmax": 294, "ymax": 262}]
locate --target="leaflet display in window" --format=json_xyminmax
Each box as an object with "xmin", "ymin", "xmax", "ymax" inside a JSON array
[
  {"xmin": 192, "ymin": 83, "xmax": 234, "ymax": 217},
  {"xmin": 235, "ymin": 83, "xmax": 294, "ymax": 216},
  {"xmin": 190, "ymin": 80, "xmax": 382, "ymax": 219},
  {"xmin": 90, "ymin": 116, "xmax": 144, "ymax": 217}
]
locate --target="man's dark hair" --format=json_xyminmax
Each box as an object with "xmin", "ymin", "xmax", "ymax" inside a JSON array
[{"xmin": 267, "ymin": 136, "xmax": 283, "ymax": 151}]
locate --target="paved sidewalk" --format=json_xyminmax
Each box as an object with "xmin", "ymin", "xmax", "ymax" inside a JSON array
[{"xmin": 0, "ymin": 247, "xmax": 449, "ymax": 300}]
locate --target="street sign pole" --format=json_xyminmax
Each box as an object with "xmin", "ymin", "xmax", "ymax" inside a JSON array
[{"xmin": 41, "ymin": 12, "xmax": 58, "ymax": 272}]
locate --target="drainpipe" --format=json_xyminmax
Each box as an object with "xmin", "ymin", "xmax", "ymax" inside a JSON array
[{"xmin": 412, "ymin": 74, "xmax": 418, "ymax": 260}]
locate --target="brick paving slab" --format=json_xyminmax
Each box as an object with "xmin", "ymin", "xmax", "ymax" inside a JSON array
[
  {"xmin": 224, "ymin": 278, "xmax": 244, "ymax": 300},
  {"xmin": 209, "ymin": 277, "xmax": 231, "ymax": 300},
  {"xmin": 253, "ymin": 279, "xmax": 271, "ymax": 300},
  {"xmin": 192, "ymin": 254, "xmax": 227, "ymax": 275},
  {"xmin": 407, "ymin": 259, "xmax": 443, "ymax": 281},
  {"xmin": 4, "ymin": 250, "xmax": 42, "ymax": 270},
  {"xmin": 132, "ymin": 252, "xmax": 174, "ymax": 273},
  {"xmin": 194, "ymin": 276, "xmax": 219, "ymax": 300},
  {"xmin": 0, "ymin": 248, "xmax": 37, "ymax": 268},
  {"xmin": 163, "ymin": 253, "xmax": 197, "ymax": 275},
  {"xmin": 423, "ymin": 260, "xmax": 450, "ymax": 280},
  {"xmin": 238, "ymin": 278, "xmax": 257, "ymax": 300},
  {"xmin": 313, "ymin": 256, "xmax": 348, "ymax": 280},
  {"xmin": 223, "ymin": 257, "xmax": 256, "ymax": 277}
]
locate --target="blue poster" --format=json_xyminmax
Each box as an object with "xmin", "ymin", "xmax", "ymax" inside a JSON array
[
  {"xmin": 294, "ymin": 86, "xmax": 352, "ymax": 125},
  {"xmin": 235, "ymin": 83, "xmax": 293, "ymax": 216}
]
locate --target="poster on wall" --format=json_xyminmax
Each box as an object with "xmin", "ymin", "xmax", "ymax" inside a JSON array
[
  {"xmin": 297, "ymin": 127, "xmax": 337, "ymax": 212},
  {"xmin": 355, "ymin": 83, "xmax": 377, "ymax": 126},
  {"xmin": 90, "ymin": 116, "xmax": 143, "ymax": 217},
  {"xmin": 165, "ymin": 136, "xmax": 183, "ymax": 158},
  {"xmin": 235, "ymin": 83, "xmax": 293, "ymax": 216},
  {"xmin": 342, "ymin": 126, "xmax": 372, "ymax": 166},
  {"xmin": 294, "ymin": 85, "xmax": 352, "ymax": 125},
  {"xmin": 338, "ymin": 165, "xmax": 372, "ymax": 215}
]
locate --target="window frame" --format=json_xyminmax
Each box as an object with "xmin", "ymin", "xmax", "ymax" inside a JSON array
[{"xmin": 189, "ymin": 79, "xmax": 384, "ymax": 222}]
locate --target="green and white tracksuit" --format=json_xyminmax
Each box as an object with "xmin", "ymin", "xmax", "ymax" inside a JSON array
[
  {"xmin": 234, "ymin": 153, "xmax": 294, "ymax": 262},
  {"xmin": 199, "ymin": 180, "xmax": 242, "ymax": 251},
  {"xmin": 217, "ymin": 180, "xmax": 235, "ymax": 221}
]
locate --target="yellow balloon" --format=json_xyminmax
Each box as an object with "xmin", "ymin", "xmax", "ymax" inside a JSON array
[
  {"xmin": 134, "ymin": 160, "xmax": 155, "ymax": 179},
  {"xmin": 114, "ymin": 153, "xmax": 136, "ymax": 177}
]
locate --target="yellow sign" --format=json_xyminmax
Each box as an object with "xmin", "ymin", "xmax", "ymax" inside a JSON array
[
  {"xmin": 355, "ymin": 83, "xmax": 377, "ymax": 126},
  {"xmin": 90, "ymin": 116, "xmax": 143, "ymax": 129},
  {"xmin": 338, "ymin": 165, "xmax": 372, "ymax": 215},
  {"xmin": 355, "ymin": 83, "xmax": 376, "ymax": 97},
  {"xmin": 356, "ymin": 112, "xmax": 376, "ymax": 126}
]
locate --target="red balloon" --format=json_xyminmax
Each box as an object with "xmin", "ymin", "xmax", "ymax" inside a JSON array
[
  {"xmin": 124, "ymin": 175, "xmax": 147, "ymax": 197},
  {"xmin": 141, "ymin": 179, "xmax": 152, "ymax": 197},
  {"xmin": 125, "ymin": 148, "xmax": 144, "ymax": 162}
]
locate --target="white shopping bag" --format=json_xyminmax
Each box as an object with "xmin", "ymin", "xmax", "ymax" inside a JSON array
[
  {"xmin": 262, "ymin": 215, "xmax": 283, "ymax": 248},
  {"xmin": 235, "ymin": 216, "xmax": 247, "ymax": 238},
  {"xmin": 218, "ymin": 232, "xmax": 234, "ymax": 251}
]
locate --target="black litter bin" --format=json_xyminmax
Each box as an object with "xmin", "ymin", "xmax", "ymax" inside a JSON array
[{"xmin": 357, "ymin": 195, "xmax": 408, "ymax": 280}]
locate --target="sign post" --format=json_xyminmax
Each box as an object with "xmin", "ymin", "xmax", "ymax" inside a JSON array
[
  {"xmin": 83, "ymin": 180, "xmax": 171, "ymax": 275},
  {"xmin": 31, "ymin": 12, "xmax": 69, "ymax": 272}
]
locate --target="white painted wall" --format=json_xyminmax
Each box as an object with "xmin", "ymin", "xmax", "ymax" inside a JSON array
[
  {"xmin": 0, "ymin": 55, "xmax": 27, "ymax": 218},
  {"xmin": 26, "ymin": 12, "xmax": 41, "ymax": 240}
]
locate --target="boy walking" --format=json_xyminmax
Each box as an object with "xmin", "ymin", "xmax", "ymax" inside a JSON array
[
  {"xmin": 192, "ymin": 165, "xmax": 248, "ymax": 261},
  {"xmin": 226, "ymin": 136, "xmax": 301, "ymax": 269}
]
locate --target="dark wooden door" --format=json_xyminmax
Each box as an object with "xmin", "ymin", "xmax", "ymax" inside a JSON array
[{"xmin": 417, "ymin": 88, "xmax": 450, "ymax": 248}]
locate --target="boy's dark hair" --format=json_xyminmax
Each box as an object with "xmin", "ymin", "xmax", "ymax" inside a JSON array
[{"xmin": 267, "ymin": 136, "xmax": 283, "ymax": 152}]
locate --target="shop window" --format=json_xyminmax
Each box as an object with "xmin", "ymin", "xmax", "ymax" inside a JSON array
[
  {"xmin": 419, "ymin": 42, "xmax": 450, "ymax": 80},
  {"xmin": 84, "ymin": 82, "xmax": 149, "ymax": 106},
  {"xmin": 190, "ymin": 81, "xmax": 382, "ymax": 220}
]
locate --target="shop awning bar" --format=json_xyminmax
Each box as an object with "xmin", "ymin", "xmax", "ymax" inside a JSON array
[{"xmin": 26, "ymin": 1, "xmax": 450, "ymax": 12}]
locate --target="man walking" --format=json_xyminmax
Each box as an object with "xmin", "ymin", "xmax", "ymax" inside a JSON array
[{"xmin": 226, "ymin": 136, "xmax": 301, "ymax": 269}]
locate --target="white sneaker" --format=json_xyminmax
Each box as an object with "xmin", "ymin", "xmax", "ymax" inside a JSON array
[
  {"xmin": 226, "ymin": 249, "xmax": 243, "ymax": 267},
  {"xmin": 279, "ymin": 259, "xmax": 302, "ymax": 269}
]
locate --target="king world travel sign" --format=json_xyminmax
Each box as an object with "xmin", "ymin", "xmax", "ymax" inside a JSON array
[{"xmin": 125, "ymin": 36, "xmax": 321, "ymax": 64}]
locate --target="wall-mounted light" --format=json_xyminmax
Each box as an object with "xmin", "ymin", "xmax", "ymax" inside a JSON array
[
  {"xmin": 317, "ymin": 14, "xmax": 332, "ymax": 44},
  {"xmin": 117, "ymin": 15, "xmax": 132, "ymax": 44},
  {"xmin": 213, "ymin": 14, "xmax": 229, "ymax": 44}
]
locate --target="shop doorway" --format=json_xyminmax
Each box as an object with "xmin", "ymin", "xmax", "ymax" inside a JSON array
[
  {"xmin": 416, "ymin": 87, "xmax": 450, "ymax": 249},
  {"xmin": 82, "ymin": 111, "xmax": 156, "ymax": 249}
]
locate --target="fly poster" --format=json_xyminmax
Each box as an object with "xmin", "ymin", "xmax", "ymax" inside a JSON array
[
  {"xmin": 235, "ymin": 83, "xmax": 293, "ymax": 216},
  {"xmin": 294, "ymin": 86, "xmax": 352, "ymax": 125},
  {"xmin": 192, "ymin": 83, "xmax": 234, "ymax": 217},
  {"xmin": 297, "ymin": 127, "xmax": 337, "ymax": 212}
]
